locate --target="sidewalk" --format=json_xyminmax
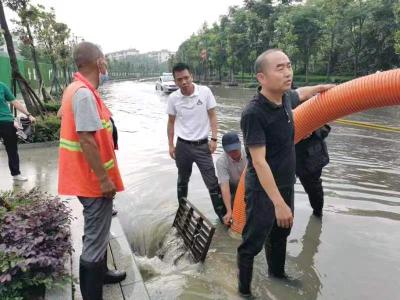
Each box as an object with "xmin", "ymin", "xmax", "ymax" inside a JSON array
[
  {"xmin": 66, "ymin": 196, "xmax": 150, "ymax": 300},
  {"xmin": 0, "ymin": 145, "xmax": 150, "ymax": 299}
]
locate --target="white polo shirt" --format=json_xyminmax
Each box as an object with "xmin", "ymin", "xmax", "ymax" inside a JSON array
[{"xmin": 166, "ymin": 83, "xmax": 217, "ymax": 141}]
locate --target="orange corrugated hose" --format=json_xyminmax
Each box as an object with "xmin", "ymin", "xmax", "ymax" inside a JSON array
[{"xmin": 230, "ymin": 69, "xmax": 400, "ymax": 234}]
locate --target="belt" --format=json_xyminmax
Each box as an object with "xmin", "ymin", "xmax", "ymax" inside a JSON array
[{"xmin": 177, "ymin": 137, "xmax": 208, "ymax": 145}]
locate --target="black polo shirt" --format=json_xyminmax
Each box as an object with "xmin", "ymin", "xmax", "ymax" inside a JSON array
[{"xmin": 240, "ymin": 89, "xmax": 300, "ymax": 191}]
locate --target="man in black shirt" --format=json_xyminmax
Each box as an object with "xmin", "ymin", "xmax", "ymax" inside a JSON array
[
  {"xmin": 295, "ymin": 124, "xmax": 330, "ymax": 217},
  {"xmin": 290, "ymin": 84, "xmax": 331, "ymax": 218},
  {"xmin": 237, "ymin": 49, "xmax": 334, "ymax": 297}
]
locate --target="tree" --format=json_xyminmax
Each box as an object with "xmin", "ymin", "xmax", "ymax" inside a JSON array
[
  {"xmin": 343, "ymin": 0, "xmax": 372, "ymax": 76},
  {"xmin": 198, "ymin": 22, "xmax": 211, "ymax": 81},
  {"xmin": 395, "ymin": 2, "xmax": 400, "ymax": 55},
  {"xmin": 246, "ymin": 11, "xmax": 264, "ymax": 57},
  {"xmin": 214, "ymin": 16, "xmax": 230, "ymax": 81},
  {"xmin": 52, "ymin": 22, "xmax": 71, "ymax": 86},
  {"xmin": 167, "ymin": 54, "xmax": 176, "ymax": 72},
  {"xmin": 227, "ymin": 7, "xmax": 251, "ymax": 81},
  {"xmin": 272, "ymin": 11, "xmax": 299, "ymax": 69},
  {"xmin": 363, "ymin": 0, "xmax": 399, "ymax": 71},
  {"xmin": 245, "ymin": 0, "xmax": 275, "ymax": 52},
  {"xmin": 208, "ymin": 22, "xmax": 227, "ymax": 81},
  {"xmin": 291, "ymin": 3, "xmax": 323, "ymax": 81},
  {"xmin": 107, "ymin": 53, "xmax": 168, "ymax": 78},
  {"xmin": 33, "ymin": 6, "xmax": 70, "ymax": 97},
  {"xmin": 314, "ymin": 0, "xmax": 349, "ymax": 77},
  {"xmin": 6, "ymin": 0, "xmax": 51, "ymax": 101},
  {"xmin": 176, "ymin": 34, "xmax": 202, "ymax": 80},
  {"xmin": 0, "ymin": 0, "xmax": 43, "ymax": 115},
  {"xmin": 174, "ymin": 0, "xmax": 399, "ymax": 82}
]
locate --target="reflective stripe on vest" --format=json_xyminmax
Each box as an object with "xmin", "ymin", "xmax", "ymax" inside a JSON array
[
  {"xmin": 103, "ymin": 159, "xmax": 115, "ymax": 170},
  {"xmin": 102, "ymin": 119, "xmax": 112, "ymax": 132},
  {"xmin": 60, "ymin": 138, "xmax": 115, "ymax": 170},
  {"xmin": 60, "ymin": 138, "xmax": 82, "ymax": 152}
]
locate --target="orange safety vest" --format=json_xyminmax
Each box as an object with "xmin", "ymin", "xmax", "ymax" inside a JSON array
[{"xmin": 58, "ymin": 72, "xmax": 124, "ymax": 197}]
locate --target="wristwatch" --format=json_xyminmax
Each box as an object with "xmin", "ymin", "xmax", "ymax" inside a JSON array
[{"xmin": 211, "ymin": 138, "xmax": 217, "ymax": 142}]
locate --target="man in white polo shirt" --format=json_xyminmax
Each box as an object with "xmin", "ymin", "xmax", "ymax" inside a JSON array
[
  {"xmin": 166, "ymin": 63, "xmax": 226, "ymax": 222},
  {"xmin": 216, "ymin": 132, "xmax": 247, "ymax": 225}
]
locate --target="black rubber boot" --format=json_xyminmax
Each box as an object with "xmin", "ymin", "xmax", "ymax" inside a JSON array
[
  {"xmin": 177, "ymin": 181, "xmax": 188, "ymax": 203},
  {"xmin": 209, "ymin": 186, "xmax": 227, "ymax": 223},
  {"xmin": 103, "ymin": 251, "xmax": 127, "ymax": 284},
  {"xmin": 265, "ymin": 237, "xmax": 273, "ymax": 271},
  {"xmin": 237, "ymin": 256, "xmax": 253, "ymax": 297},
  {"xmin": 301, "ymin": 175, "xmax": 324, "ymax": 217},
  {"xmin": 79, "ymin": 257, "xmax": 105, "ymax": 300},
  {"xmin": 308, "ymin": 184, "xmax": 324, "ymax": 217},
  {"xmin": 312, "ymin": 208, "xmax": 323, "ymax": 218},
  {"xmin": 265, "ymin": 238, "xmax": 288, "ymax": 278},
  {"xmin": 266, "ymin": 238, "xmax": 303, "ymax": 288}
]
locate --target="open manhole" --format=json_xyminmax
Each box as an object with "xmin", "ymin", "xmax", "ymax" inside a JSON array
[{"xmin": 172, "ymin": 198, "xmax": 216, "ymax": 263}]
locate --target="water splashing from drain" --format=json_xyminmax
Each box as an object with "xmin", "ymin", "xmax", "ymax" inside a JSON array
[{"xmin": 135, "ymin": 228, "xmax": 198, "ymax": 282}]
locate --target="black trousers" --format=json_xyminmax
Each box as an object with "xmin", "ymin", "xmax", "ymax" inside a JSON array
[
  {"xmin": 175, "ymin": 138, "xmax": 226, "ymax": 220},
  {"xmin": 230, "ymin": 182, "xmax": 238, "ymax": 204},
  {"xmin": 175, "ymin": 138, "xmax": 219, "ymax": 192},
  {"xmin": 298, "ymin": 169, "xmax": 324, "ymax": 213},
  {"xmin": 237, "ymin": 186, "xmax": 294, "ymax": 273},
  {"xmin": 0, "ymin": 121, "xmax": 20, "ymax": 176}
]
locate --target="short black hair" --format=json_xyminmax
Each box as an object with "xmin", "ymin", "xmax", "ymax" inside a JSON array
[
  {"xmin": 172, "ymin": 63, "xmax": 191, "ymax": 77},
  {"xmin": 73, "ymin": 42, "xmax": 103, "ymax": 69},
  {"xmin": 254, "ymin": 48, "xmax": 283, "ymax": 74}
]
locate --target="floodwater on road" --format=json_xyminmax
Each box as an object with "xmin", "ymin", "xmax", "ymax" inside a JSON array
[{"xmin": 1, "ymin": 80, "xmax": 399, "ymax": 299}]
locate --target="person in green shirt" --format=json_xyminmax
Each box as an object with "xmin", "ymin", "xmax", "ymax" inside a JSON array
[{"xmin": 0, "ymin": 81, "xmax": 35, "ymax": 181}]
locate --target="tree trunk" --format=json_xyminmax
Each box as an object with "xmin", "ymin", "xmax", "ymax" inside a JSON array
[
  {"xmin": 62, "ymin": 65, "xmax": 68, "ymax": 87},
  {"xmin": 25, "ymin": 24, "xmax": 51, "ymax": 102},
  {"xmin": 304, "ymin": 38, "xmax": 310, "ymax": 83},
  {"xmin": 354, "ymin": 53, "xmax": 358, "ymax": 77},
  {"xmin": 326, "ymin": 30, "xmax": 335, "ymax": 78},
  {"xmin": 354, "ymin": 14, "xmax": 364, "ymax": 76},
  {"xmin": 67, "ymin": 65, "xmax": 73, "ymax": 83},
  {"xmin": 0, "ymin": 0, "xmax": 41, "ymax": 115},
  {"xmin": 305, "ymin": 50, "xmax": 310, "ymax": 83},
  {"xmin": 49, "ymin": 56, "xmax": 62, "ymax": 97}
]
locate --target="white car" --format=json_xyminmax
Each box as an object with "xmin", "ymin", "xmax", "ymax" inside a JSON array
[{"xmin": 155, "ymin": 73, "xmax": 178, "ymax": 93}]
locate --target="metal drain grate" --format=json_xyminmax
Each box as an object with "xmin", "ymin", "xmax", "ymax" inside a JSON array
[{"xmin": 173, "ymin": 198, "xmax": 216, "ymax": 262}]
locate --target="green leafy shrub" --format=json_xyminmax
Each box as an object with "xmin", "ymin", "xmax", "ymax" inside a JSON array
[
  {"xmin": 43, "ymin": 102, "xmax": 61, "ymax": 113},
  {"xmin": 0, "ymin": 189, "xmax": 72, "ymax": 299},
  {"xmin": 243, "ymin": 82, "xmax": 259, "ymax": 88},
  {"xmin": 293, "ymin": 75, "xmax": 353, "ymax": 83},
  {"xmin": 31, "ymin": 114, "xmax": 61, "ymax": 143}
]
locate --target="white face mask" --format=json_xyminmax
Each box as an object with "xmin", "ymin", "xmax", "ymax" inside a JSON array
[{"xmin": 99, "ymin": 71, "xmax": 109, "ymax": 86}]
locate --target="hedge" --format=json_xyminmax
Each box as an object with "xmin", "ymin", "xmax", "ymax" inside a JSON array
[{"xmin": 0, "ymin": 189, "xmax": 72, "ymax": 300}]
